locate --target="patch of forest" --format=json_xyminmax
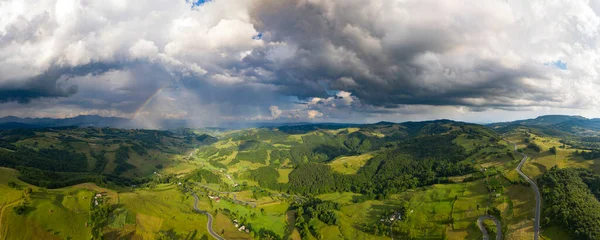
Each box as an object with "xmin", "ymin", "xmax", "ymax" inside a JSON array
[
  {"xmin": 246, "ymin": 133, "xmax": 475, "ymax": 198},
  {"xmin": 538, "ymin": 168, "xmax": 600, "ymax": 240}
]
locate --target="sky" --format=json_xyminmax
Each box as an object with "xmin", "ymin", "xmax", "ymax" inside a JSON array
[{"xmin": 2, "ymin": 0, "xmax": 600, "ymax": 127}]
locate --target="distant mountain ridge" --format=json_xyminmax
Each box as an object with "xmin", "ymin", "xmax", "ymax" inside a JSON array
[
  {"xmin": 3, "ymin": 114, "xmax": 600, "ymax": 135},
  {"xmin": 489, "ymin": 115, "xmax": 600, "ymax": 136},
  {"xmin": 0, "ymin": 115, "xmax": 134, "ymax": 129}
]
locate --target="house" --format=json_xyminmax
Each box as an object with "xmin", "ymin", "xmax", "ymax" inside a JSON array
[
  {"xmin": 214, "ymin": 197, "xmax": 221, "ymax": 202},
  {"xmin": 245, "ymin": 229, "xmax": 250, "ymax": 233},
  {"xmin": 95, "ymin": 193, "xmax": 102, "ymax": 198},
  {"xmin": 235, "ymin": 224, "xmax": 239, "ymax": 228}
]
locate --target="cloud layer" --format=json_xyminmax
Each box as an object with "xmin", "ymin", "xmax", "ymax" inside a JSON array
[{"xmin": 2, "ymin": 0, "xmax": 600, "ymax": 125}]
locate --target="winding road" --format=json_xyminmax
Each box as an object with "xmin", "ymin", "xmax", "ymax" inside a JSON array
[
  {"xmin": 477, "ymin": 215, "xmax": 502, "ymax": 240},
  {"xmin": 192, "ymin": 193, "xmax": 225, "ymax": 240},
  {"xmin": 510, "ymin": 140, "xmax": 541, "ymax": 240},
  {"xmin": 476, "ymin": 140, "xmax": 541, "ymax": 240}
]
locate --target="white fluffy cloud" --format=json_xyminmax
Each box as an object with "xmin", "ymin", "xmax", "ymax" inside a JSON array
[
  {"xmin": 307, "ymin": 110, "xmax": 323, "ymax": 119},
  {"xmin": 269, "ymin": 105, "xmax": 282, "ymax": 119},
  {"xmin": 3, "ymin": 0, "xmax": 600, "ymax": 124}
]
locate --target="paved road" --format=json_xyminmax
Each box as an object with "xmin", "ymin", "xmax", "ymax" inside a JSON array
[
  {"xmin": 509, "ymin": 140, "xmax": 541, "ymax": 240},
  {"xmin": 477, "ymin": 215, "xmax": 502, "ymax": 240},
  {"xmin": 192, "ymin": 193, "xmax": 225, "ymax": 240}
]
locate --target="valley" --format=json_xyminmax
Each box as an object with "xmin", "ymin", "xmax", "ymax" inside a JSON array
[{"xmin": 0, "ymin": 116, "xmax": 599, "ymax": 239}]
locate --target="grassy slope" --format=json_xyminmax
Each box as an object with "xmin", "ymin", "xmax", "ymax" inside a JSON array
[
  {"xmin": 314, "ymin": 179, "xmax": 504, "ymax": 240},
  {"xmin": 329, "ymin": 153, "xmax": 374, "ymax": 174},
  {"xmin": 209, "ymin": 196, "xmax": 289, "ymax": 237},
  {"xmin": 9, "ymin": 128, "xmax": 197, "ymax": 180},
  {"xmin": 0, "ymin": 179, "xmax": 102, "ymax": 240},
  {"xmin": 0, "ymin": 168, "xmax": 214, "ymax": 240},
  {"xmin": 118, "ymin": 185, "xmax": 211, "ymax": 239}
]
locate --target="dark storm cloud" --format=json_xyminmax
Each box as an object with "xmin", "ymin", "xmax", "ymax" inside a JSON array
[
  {"xmin": 0, "ymin": 63, "xmax": 122, "ymax": 104},
  {"xmin": 245, "ymin": 0, "xmax": 560, "ymax": 110}
]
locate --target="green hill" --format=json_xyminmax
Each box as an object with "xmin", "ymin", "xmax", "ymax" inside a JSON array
[
  {"xmin": 0, "ymin": 118, "xmax": 583, "ymax": 240},
  {"xmin": 0, "ymin": 127, "xmax": 215, "ymax": 188}
]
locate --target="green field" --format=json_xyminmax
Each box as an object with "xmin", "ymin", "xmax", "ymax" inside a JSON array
[
  {"xmin": 117, "ymin": 185, "xmax": 211, "ymax": 239},
  {"xmin": 207, "ymin": 194, "xmax": 290, "ymax": 237},
  {"xmin": 1, "ymin": 184, "xmax": 96, "ymax": 240},
  {"xmin": 313, "ymin": 179, "xmax": 507, "ymax": 240},
  {"xmin": 329, "ymin": 153, "xmax": 373, "ymax": 174},
  {"xmin": 0, "ymin": 169, "xmax": 211, "ymax": 240}
]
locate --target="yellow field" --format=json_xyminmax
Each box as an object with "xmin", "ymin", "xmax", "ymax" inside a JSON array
[
  {"xmin": 504, "ymin": 185, "xmax": 536, "ymax": 240},
  {"xmin": 226, "ymin": 160, "xmax": 264, "ymax": 173},
  {"xmin": 213, "ymin": 139, "xmax": 238, "ymax": 149},
  {"xmin": 277, "ymin": 169, "xmax": 292, "ymax": 183},
  {"xmin": 329, "ymin": 153, "xmax": 373, "ymax": 174},
  {"xmin": 212, "ymin": 213, "xmax": 252, "ymax": 239},
  {"xmin": 517, "ymin": 134, "xmax": 600, "ymax": 178},
  {"xmin": 317, "ymin": 192, "xmax": 360, "ymax": 205},
  {"xmin": 162, "ymin": 161, "xmax": 202, "ymax": 175}
]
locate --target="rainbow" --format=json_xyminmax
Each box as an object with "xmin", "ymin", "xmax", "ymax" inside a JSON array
[{"xmin": 132, "ymin": 87, "xmax": 164, "ymax": 119}]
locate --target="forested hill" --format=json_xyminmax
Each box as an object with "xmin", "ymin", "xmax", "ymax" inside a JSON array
[
  {"xmin": 538, "ymin": 168, "xmax": 600, "ymax": 240},
  {"xmin": 0, "ymin": 119, "xmax": 503, "ymax": 196},
  {"xmin": 194, "ymin": 119, "xmax": 504, "ymax": 198},
  {"xmin": 0, "ymin": 127, "xmax": 216, "ymax": 188}
]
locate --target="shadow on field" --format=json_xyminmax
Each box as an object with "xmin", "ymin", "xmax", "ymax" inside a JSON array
[
  {"xmin": 531, "ymin": 162, "xmax": 547, "ymax": 173},
  {"xmin": 464, "ymin": 222, "xmax": 484, "ymax": 240},
  {"xmin": 20, "ymin": 206, "xmax": 37, "ymax": 215},
  {"xmin": 104, "ymin": 229, "xmax": 135, "ymax": 239}
]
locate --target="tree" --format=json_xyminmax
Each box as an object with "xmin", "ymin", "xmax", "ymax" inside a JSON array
[
  {"xmin": 13, "ymin": 201, "xmax": 27, "ymax": 215},
  {"xmin": 487, "ymin": 207, "xmax": 501, "ymax": 218},
  {"xmin": 549, "ymin": 146, "xmax": 557, "ymax": 155}
]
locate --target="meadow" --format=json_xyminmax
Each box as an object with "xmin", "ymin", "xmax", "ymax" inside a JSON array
[
  {"xmin": 0, "ymin": 170, "xmax": 113, "ymax": 240},
  {"xmin": 328, "ymin": 153, "xmax": 374, "ymax": 174}
]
